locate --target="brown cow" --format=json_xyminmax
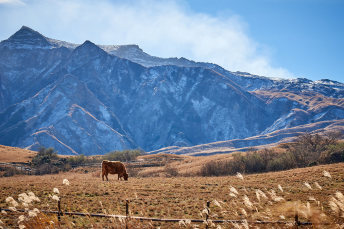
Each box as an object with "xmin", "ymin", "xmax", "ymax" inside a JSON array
[{"xmin": 101, "ymin": 160, "xmax": 128, "ymax": 181}]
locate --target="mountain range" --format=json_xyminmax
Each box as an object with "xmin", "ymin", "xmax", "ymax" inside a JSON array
[{"xmin": 0, "ymin": 26, "xmax": 343, "ymax": 155}]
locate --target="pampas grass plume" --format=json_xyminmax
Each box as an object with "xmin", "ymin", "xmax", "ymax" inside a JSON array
[
  {"xmin": 236, "ymin": 172, "xmax": 244, "ymax": 180},
  {"xmin": 213, "ymin": 200, "xmax": 222, "ymax": 208},
  {"xmin": 304, "ymin": 182, "xmax": 312, "ymax": 190},
  {"xmin": 52, "ymin": 195, "xmax": 59, "ymax": 201},
  {"xmin": 18, "ymin": 215, "xmax": 25, "ymax": 223},
  {"xmin": 243, "ymin": 195, "xmax": 253, "ymax": 210},
  {"xmin": 63, "ymin": 179, "xmax": 70, "ymax": 186},
  {"xmin": 53, "ymin": 188, "xmax": 59, "ymax": 194},
  {"xmin": 314, "ymin": 182, "xmax": 322, "ymax": 190},
  {"xmin": 278, "ymin": 184, "xmax": 283, "ymax": 192},
  {"xmin": 8, "ymin": 207, "xmax": 17, "ymax": 212},
  {"xmin": 255, "ymin": 189, "xmax": 268, "ymax": 202},
  {"xmin": 323, "ymin": 170, "xmax": 332, "ymax": 178},
  {"xmin": 6, "ymin": 197, "xmax": 19, "ymax": 207},
  {"xmin": 230, "ymin": 186, "xmax": 239, "ymax": 195}
]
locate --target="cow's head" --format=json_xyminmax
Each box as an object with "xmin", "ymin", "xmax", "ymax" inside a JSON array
[{"xmin": 124, "ymin": 173, "xmax": 129, "ymax": 181}]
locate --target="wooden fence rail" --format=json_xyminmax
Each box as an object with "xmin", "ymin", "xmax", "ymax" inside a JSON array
[
  {"xmin": 0, "ymin": 199, "xmax": 320, "ymax": 228},
  {"xmin": 0, "ymin": 162, "xmax": 34, "ymax": 174}
]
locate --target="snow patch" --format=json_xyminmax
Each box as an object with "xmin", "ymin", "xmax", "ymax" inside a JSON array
[
  {"xmin": 99, "ymin": 105, "xmax": 111, "ymax": 121},
  {"xmin": 191, "ymin": 96, "xmax": 215, "ymax": 117}
]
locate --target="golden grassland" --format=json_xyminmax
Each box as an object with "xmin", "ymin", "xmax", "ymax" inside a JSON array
[
  {"xmin": 0, "ymin": 145, "xmax": 37, "ymax": 163},
  {"xmin": 136, "ymin": 153, "xmax": 237, "ymax": 176},
  {"xmin": 0, "ymin": 163, "xmax": 344, "ymax": 228}
]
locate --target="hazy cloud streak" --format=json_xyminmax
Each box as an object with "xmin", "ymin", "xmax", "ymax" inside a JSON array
[{"xmin": 0, "ymin": 0, "xmax": 25, "ymax": 5}]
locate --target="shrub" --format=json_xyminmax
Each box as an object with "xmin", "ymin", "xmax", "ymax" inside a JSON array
[
  {"xmin": 31, "ymin": 147, "xmax": 59, "ymax": 167},
  {"xmin": 200, "ymin": 132, "xmax": 343, "ymax": 176},
  {"xmin": 31, "ymin": 147, "xmax": 75, "ymax": 175},
  {"xmin": 34, "ymin": 164, "xmax": 60, "ymax": 175},
  {"xmin": 30, "ymin": 147, "xmax": 61, "ymax": 175},
  {"xmin": 104, "ymin": 149, "xmax": 143, "ymax": 162},
  {"xmin": 2, "ymin": 167, "xmax": 19, "ymax": 177},
  {"xmin": 266, "ymin": 151, "xmax": 297, "ymax": 171},
  {"xmin": 283, "ymin": 131, "xmax": 343, "ymax": 167},
  {"xmin": 126, "ymin": 166, "xmax": 140, "ymax": 177},
  {"xmin": 67, "ymin": 154, "xmax": 88, "ymax": 167},
  {"xmin": 200, "ymin": 159, "xmax": 242, "ymax": 176},
  {"xmin": 164, "ymin": 164, "xmax": 179, "ymax": 177},
  {"xmin": 320, "ymin": 142, "xmax": 344, "ymax": 163},
  {"xmin": 200, "ymin": 161, "xmax": 223, "ymax": 176}
]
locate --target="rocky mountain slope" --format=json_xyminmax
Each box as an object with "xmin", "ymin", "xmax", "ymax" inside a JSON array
[{"xmin": 0, "ymin": 26, "xmax": 343, "ymax": 155}]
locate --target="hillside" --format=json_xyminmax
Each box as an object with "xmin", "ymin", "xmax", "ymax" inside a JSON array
[
  {"xmin": 0, "ymin": 145, "xmax": 37, "ymax": 163},
  {"xmin": 1, "ymin": 26, "xmax": 344, "ymax": 155}
]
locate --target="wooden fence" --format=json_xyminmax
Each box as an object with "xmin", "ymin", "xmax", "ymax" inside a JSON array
[
  {"xmin": 0, "ymin": 162, "xmax": 34, "ymax": 175},
  {"xmin": 0, "ymin": 161, "xmax": 159, "ymax": 176},
  {"xmin": 73, "ymin": 161, "xmax": 162, "ymax": 168},
  {"xmin": 1, "ymin": 199, "xmax": 319, "ymax": 228}
]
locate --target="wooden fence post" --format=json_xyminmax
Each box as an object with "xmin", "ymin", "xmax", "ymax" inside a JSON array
[
  {"xmin": 205, "ymin": 201, "xmax": 210, "ymax": 229},
  {"xmin": 57, "ymin": 198, "xmax": 61, "ymax": 222},
  {"xmin": 294, "ymin": 212, "xmax": 299, "ymax": 229},
  {"xmin": 125, "ymin": 199, "xmax": 129, "ymax": 229}
]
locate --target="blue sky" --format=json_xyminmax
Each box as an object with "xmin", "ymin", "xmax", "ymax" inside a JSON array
[
  {"xmin": 0, "ymin": 0, "xmax": 343, "ymax": 82},
  {"xmin": 186, "ymin": 0, "xmax": 344, "ymax": 82}
]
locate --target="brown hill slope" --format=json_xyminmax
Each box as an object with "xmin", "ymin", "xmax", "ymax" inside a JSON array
[
  {"xmin": 135, "ymin": 152, "xmax": 239, "ymax": 176},
  {"xmin": 0, "ymin": 145, "xmax": 37, "ymax": 163}
]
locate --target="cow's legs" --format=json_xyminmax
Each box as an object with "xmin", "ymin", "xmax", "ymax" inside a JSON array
[
  {"xmin": 102, "ymin": 167, "xmax": 106, "ymax": 181},
  {"xmin": 102, "ymin": 171, "xmax": 107, "ymax": 181},
  {"xmin": 102, "ymin": 171, "xmax": 109, "ymax": 181}
]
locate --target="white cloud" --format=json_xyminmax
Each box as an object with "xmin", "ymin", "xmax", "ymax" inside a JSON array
[
  {"xmin": 0, "ymin": 0, "xmax": 25, "ymax": 5},
  {"xmin": 0, "ymin": 0, "xmax": 293, "ymax": 78}
]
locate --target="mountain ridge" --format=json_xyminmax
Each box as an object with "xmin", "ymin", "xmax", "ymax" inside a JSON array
[{"xmin": 0, "ymin": 26, "xmax": 343, "ymax": 155}]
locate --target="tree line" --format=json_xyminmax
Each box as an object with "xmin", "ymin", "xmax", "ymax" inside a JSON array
[
  {"xmin": 2, "ymin": 131, "xmax": 343, "ymax": 177},
  {"xmin": 0, "ymin": 148, "xmax": 144, "ymax": 176},
  {"xmin": 200, "ymin": 132, "xmax": 344, "ymax": 176}
]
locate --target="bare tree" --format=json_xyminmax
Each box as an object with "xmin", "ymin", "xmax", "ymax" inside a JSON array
[{"xmin": 287, "ymin": 131, "xmax": 343, "ymax": 167}]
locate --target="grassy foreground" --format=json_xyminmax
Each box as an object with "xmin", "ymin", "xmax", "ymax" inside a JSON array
[{"xmin": 0, "ymin": 163, "xmax": 344, "ymax": 228}]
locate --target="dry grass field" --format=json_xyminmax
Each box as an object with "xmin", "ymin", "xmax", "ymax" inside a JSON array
[
  {"xmin": 1, "ymin": 162, "xmax": 344, "ymax": 228},
  {"xmin": 135, "ymin": 153, "xmax": 237, "ymax": 176},
  {"xmin": 0, "ymin": 145, "xmax": 37, "ymax": 163}
]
